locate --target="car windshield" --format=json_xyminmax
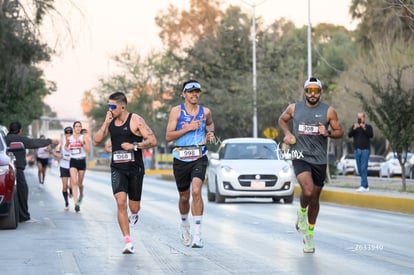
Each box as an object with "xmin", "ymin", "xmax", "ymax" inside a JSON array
[
  {"xmin": 223, "ymin": 143, "xmax": 279, "ymax": 160},
  {"xmin": 370, "ymin": 156, "xmax": 384, "ymax": 162}
]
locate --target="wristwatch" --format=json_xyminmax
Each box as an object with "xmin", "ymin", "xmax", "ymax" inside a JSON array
[{"xmin": 133, "ymin": 142, "xmax": 138, "ymax": 151}]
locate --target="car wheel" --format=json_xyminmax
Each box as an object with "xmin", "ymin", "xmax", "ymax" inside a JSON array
[
  {"xmin": 207, "ymin": 178, "xmax": 215, "ymax": 202},
  {"xmin": 0, "ymin": 189, "xmax": 19, "ymax": 230},
  {"xmin": 283, "ymin": 193, "xmax": 294, "ymax": 204},
  {"xmin": 214, "ymin": 181, "xmax": 225, "ymax": 203}
]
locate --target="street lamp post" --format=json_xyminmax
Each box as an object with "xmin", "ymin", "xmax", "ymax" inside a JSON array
[
  {"xmin": 252, "ymin": 5, "xmax": 258, "ymax": 138},
  {"xmin": 241, "ymin": 0, "xmax": 267, "ymax": 138},
  {"xmin": 307, "ymin": 0, "xmax": 312, "ymax": 77}
]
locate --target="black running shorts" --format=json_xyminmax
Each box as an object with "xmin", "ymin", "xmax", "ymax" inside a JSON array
[
  {"xmin": 173, "ymin": 155, "xmax": 208, "ymax": 192},
  {"xmin": 292, "ymin": 159, "xmax": 326, "ymax": 187},
  {"xmin": 60, "ymin": 167, "xmax": 70, "ymax": 178},
  {"xmin": 70, "ymin": 158, "xmax": 86, "ymax": 171},
  {"xmin": 111, "ymin": 167, "xmax": 144, "ymax": 201}
]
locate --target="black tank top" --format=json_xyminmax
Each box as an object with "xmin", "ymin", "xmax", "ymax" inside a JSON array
[{"xmin": 109, "ymin": 113, "xmax": 144, "ymax": 170}]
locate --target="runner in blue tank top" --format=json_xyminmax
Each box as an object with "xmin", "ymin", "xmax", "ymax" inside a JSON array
[
  {"xmin": 166, "ymin": 80, "xmax": 215, "ymax": 248},
  {"xmin": 93, "ymin": 92, "xmax": 157, "ymax": 254},
  {"xmin": 278, "ymin": 77, "xmax": 344, "ymax": 253}
]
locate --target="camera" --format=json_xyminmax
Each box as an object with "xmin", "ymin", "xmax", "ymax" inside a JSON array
[{"xmin": 357, "ymin": 118, "xmax": 362, "ymax": 124}]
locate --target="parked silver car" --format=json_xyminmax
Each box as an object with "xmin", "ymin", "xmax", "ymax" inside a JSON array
[
  {"xmin": 336, "ymin": 154, "xmax": 356, "ymax": 175},
  {"xmin": 207, "ymin": 138, "xmax": 294, "ymax": 204},
  {"xmin": 379, "ymin": 152, "xmax": 413, "ymax": 178}
]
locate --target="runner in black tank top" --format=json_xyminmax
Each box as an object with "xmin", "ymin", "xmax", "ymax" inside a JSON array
[{"xmin": 93, "ymin": 92, "xmax": 157, "ymax": 254}]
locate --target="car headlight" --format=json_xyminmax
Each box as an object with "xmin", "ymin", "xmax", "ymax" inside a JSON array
[
  {"xmin": 279, "ymin": 164, "xmax": 292, "ymax": 177},
  {"xmin": 0, "ymin": 165, "xmax": 9, "ymax": 175},
  {"xmin": 221, "ymin": 165, "xmax": 237, "ymax": 177}
]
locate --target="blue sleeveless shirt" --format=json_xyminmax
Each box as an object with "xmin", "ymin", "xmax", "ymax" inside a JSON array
[{"xmin": 172, "ymin": 103, "xmax": 208, "ymax": 162}]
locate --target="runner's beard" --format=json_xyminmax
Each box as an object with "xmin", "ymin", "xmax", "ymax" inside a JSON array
[{"xmin": 306, "ymin": 96, "xmax": 319, "ymax": 106}]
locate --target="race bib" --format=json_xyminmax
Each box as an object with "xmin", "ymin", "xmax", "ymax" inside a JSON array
[
  {"xmin": 177, "ymin": 146, "xmax": 202, "ymax": 160},
  {"xmin": 113, "ymin": 150, "xmax": 135, "ymax": 163},
  {"xmin": 70, "ymin": 148, "xmax": 81, "ymax": 155},
  {"xmin": 298, "ymin": 123, "xmax": 319, "ymax": 135}
]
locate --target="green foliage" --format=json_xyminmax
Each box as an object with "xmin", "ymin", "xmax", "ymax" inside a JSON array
[
  {"xmin": 350, "ymin": 41, "xmax": 414, "ymax": 191},
  {"xmin": 0, "ymin": 0, "xmax": 55, "ymax": 128},
  {"xmin": 349, "ymin": 0, "xmax": 414, "ymax": 51}
]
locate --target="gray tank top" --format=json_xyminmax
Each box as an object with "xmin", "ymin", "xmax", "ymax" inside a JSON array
[{"xmin": 291, "ymin": 100, "xmax": 329, "ymax": 164}]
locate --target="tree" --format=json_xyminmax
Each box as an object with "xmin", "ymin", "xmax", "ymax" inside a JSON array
[
  {"xmin": 349, "ymin": 0, "xmax": 414, "ymax": 51},
  {"xmin": 155, "ymin": 0, "xmax": 222, "ymax": 54},
  {"xmin": 0, "ymin": 0, "xmax": 56, "ymax": 129},
  {"xmin": 344, "ymin": 41, "xmax": 414, "ymax": 191}
]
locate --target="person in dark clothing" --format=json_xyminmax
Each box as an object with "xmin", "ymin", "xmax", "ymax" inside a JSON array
[
  {"xmin": 348, "ymin": 112, "xmax": 374, "ymax": 192},
  {"xmin": 93, "ymin": 92, "xmax": 157, "ymax": 254},
  {"xmin": 5, "ymin": 121, "xmax": 59, "ymax": 222}
]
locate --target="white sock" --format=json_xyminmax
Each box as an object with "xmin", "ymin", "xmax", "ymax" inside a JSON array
[{"xmin": 193, "ymin": 215, "xmax": 202, "ymax": 236}]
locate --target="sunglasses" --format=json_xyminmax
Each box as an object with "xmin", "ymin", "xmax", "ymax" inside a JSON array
[
  {"xmin": 64, "ymin": 131, "xmax": 73, "ymax": 134},
  {"xmin": 304, "ymin": 88, "xmax": 321, "ymax": 95},
  {"xmin": 108, "ymin": 104, "xmax": 117, "ymax": 110},
  {"xmin": 183, "ymin": 82, "xmax": 201, "ymax": 92}
]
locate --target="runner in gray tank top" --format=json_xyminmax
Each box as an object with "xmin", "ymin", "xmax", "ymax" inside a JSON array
[{"xmin": 278, "ymin": 77, "xmax": 344, "ymax": 253}]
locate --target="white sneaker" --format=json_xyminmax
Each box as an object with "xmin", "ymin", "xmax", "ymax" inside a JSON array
[
  {"xmin": 191, "ymin": 235, "xmax": 204, "ymax": 248},
  {"xmin": 181, "ymin": 224, "xmax": 191, "ymax": 247},
  {"xmin": 356, "ymin": 186, "xmax": 369, "ymax": 192},
  {"xmin": 128, "ymin": 213, "xmax": 139, "ymax": 227},
  {"xmin": 122, "ymin": 242, "xmax": 135, "ymax": 254},
  {"xmin": 303, "ymin": 234, "xmax": 315, "ymax": 253}
]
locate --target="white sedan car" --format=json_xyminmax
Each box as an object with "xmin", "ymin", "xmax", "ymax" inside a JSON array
[
  {"xmin": 207, "ymin": 137, "xmax": 295, "ymax": 204},
  {"xmin": 379, "ymin": 152, "xmax": 413, "ymax": 178}
]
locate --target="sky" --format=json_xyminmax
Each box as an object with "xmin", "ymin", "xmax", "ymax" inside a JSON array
[{"xmin": 42, "ymin": 0, "xmax": 357, "ymax": 120}]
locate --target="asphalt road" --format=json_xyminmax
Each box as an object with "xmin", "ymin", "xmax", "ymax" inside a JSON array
[{"xmin": 1, "ymin": 166, "xmax": 413, "ymax": 275}]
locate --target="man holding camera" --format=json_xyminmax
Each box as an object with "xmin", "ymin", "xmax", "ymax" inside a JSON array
[{"xmin": 348, "ymin": 112, "xmax": 374, "ymax": 192}]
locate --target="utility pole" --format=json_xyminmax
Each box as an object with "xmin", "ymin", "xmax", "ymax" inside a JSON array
[{"xmin": 240, "ymin": 0, "xmax": 267, "ymax": 138}]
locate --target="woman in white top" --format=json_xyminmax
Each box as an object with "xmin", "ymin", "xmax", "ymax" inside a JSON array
[
  {"xmin": 52, "ymin": 127, "xmax": 73, "ymax": 211},
  {"xmin": 65, "ymin": 121, "xmax": 90, "ymax": 212}
]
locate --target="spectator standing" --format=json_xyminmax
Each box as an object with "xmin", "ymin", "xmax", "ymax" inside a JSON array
[
  {"xmin": 143, "ymin": 149, "xmax": 153, "ymax": 169},
  {"xmin": 348, "ymin": 112, "xmax": 374, "ymax": 192},
  {"xmin": 5, "ymin": 121, "xmax": 59, "ymax": 222}
]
